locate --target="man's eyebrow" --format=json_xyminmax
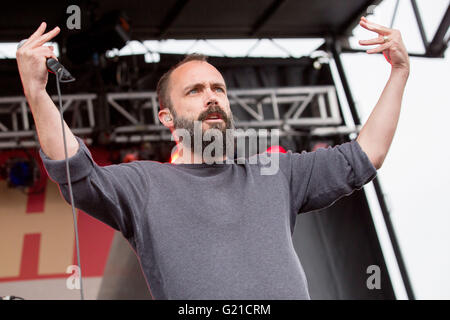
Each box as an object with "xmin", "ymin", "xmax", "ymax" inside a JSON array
[
  {"xmin": 183, "ymin": 83, "xmax": 201, "ymax": 91},
  {"xmin": 212, "ymin": 82, "xmax": 226, "ymax": 89},
  {"xmin": 183, "ymin": 82, "xmax": 226, "ymax": 91}
]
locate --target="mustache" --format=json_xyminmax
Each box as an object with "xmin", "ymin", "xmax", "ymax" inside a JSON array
[{"xmin": 197, "ymin": 105, "xmax": 228, "ymax": 122}]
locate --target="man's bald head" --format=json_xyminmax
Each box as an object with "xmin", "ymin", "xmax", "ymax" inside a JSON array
[{"xmin": 156, "ymin": 53, "xmax": 209, "ymax": 112}]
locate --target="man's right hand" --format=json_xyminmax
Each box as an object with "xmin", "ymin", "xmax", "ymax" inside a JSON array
[
  {"xmin": 16, "ymin": 22, "xmax": 60, "ymax": 97},
  {"xmin": 15, "ymin": 22, "xmax": 79, "ymax": 160}
]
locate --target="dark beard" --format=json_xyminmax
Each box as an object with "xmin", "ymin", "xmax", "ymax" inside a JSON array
[{"xmin": 172, "ymin": 105, "xmax": 235, "ymax": 158}]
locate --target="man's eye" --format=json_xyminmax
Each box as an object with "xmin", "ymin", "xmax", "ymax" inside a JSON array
[
  {"xmin": 215, "ymin": 87, "xmax": 225, "ymax": 93},
  {"xmin": 188, "ymin": 88, "xmax": 198, "ymax": 94}
]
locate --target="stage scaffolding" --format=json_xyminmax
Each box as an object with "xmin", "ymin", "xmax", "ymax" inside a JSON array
[{"xmin": 0, "ymin": 85, "xmax": 363, "ymax": 149}]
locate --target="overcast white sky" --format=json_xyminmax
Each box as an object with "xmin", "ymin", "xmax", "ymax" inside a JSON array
[{"xmin": 0, "ymin": 0, "xmax": 448, "ymax": 299}]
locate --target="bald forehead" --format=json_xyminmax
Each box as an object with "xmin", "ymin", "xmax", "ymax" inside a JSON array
[{"xmin": 169, "ymin": 60, "xmax": 226, "ymax": 90}]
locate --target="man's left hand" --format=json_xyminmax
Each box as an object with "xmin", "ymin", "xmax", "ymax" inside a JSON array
[{"xmin": 358, "ymin": 16, "xmax": 410, "ymax": 73}]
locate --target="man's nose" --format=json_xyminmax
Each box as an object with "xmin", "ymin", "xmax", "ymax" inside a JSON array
[
  {"xmin": 206, "ymin": 98, "xmax": 218, "ymax": 107},
  {"xmin": 205, "ymin": 88, "xmax": 219, "ymax": 107}
]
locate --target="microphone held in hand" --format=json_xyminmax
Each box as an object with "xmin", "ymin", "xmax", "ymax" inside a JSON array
[
  {"xmin": 17, "ymin": 39, "xmax": 75, "ymax": 83},
  {"xmin": 46, "ymin": 58, "xmax": 75, "ymax": 82}
]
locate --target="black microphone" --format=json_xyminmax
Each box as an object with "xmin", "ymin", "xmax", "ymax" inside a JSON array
[
  {"xmin": 46, "ymin": 58, "xmax": 75, "ymax": 82},
  {"xmin": 17, "ymin": 39, "xmax": 75, "ymax": 82}
]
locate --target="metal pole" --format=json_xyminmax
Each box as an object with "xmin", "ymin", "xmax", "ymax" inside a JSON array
[{"xmin": 410, "ymin": 0, "xmax": 429, "ymax": 51}]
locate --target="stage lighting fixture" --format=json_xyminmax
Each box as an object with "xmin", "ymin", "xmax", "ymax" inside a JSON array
[
  {"xmin": 266, "ymin": 145, "xmax": 287, "ymax": 154},
  {"xmin": 5, "ymin": 158, "xmax": 37, "ymax": 188},
  {"xmin": 66, "ymin": 11, "xmax": 131, "ymax": 64}
]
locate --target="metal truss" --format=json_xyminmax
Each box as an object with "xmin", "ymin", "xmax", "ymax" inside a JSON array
[
  {"xmin": 0, "ymin": 86, "xmax": 357, "ymax": 149},
  {"xmin": 108, "ymin": 86, "xmax": 345, "ymax": 143},
  {"xmin": 0, "ymin": 94, "xmax": 96, "ymax": 149}
]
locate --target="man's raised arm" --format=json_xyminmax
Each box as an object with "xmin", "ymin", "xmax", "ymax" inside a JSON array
[
  {"xmin": 16, "ymin": 22, "xmax": 79, "ymax": 160},
  {"xmin": 356, "ymin": 16, "xmax": 410, "ymax": 169}
]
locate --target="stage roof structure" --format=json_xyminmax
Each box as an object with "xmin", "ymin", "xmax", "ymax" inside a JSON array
[
  {"xmin": 2, "ymin": 0, "xmax": 447, "ymax": 57},
  {"xmin": 1, "ymin": 0, "xmax": 382, "ymax": 41}
]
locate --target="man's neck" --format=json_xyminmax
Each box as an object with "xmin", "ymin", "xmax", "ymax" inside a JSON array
[{"xmin": 172, "ymin": 146, "xmax": 228, "ymax": 164}]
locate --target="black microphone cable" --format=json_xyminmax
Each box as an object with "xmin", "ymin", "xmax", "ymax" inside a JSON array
[
  {"xmin": 53, "ymin": 66, "xmax": 85, "ymax": 300},
  {"xmin": 18, "ymin": 38, "xmax": 83, "ymax": 300}
]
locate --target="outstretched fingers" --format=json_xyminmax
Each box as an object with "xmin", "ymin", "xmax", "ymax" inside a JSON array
[
  {"xmin": 21, "ymin": 23, "xmax": 60, "ymax": 49},
  {"xmin": 359, "ymin": 36, "xmax": 385, "ymax": 46},
  {"xmin": 21, "ymin": 22, "xmax": 47, "ymax": 48},
  {"xmin": 359, "ymin": 16, "xmax": 390, "ymax": 35},
  {"xmin": 366, "ymin": 42, "xmax": 391, "ymax": 54},
  {"xmin": 33, "ymin": 27, "xmax": 60, "ymax": 48}
]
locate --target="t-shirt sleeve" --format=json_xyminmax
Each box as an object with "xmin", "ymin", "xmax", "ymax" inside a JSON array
[
  {"xmin": 39, "ymin": 136, "xmax": 149, "ymax": 239},
  {"xmin": 281, "ymin": 139, "xmax": 377, "ymax": 214}
]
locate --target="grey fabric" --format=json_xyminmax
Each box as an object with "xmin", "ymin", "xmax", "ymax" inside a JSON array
[{"xmin": 40, "ymin": 137, "xmax": 377, "ymax": 300}]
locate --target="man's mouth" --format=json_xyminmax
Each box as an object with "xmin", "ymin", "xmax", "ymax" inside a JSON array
[{"xmin": 204, "ymin": 112, "xmax": 224, "ymax": 122}]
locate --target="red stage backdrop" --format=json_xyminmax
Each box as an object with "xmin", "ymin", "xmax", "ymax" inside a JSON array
[{"xmin": 0, "ymin": 145, "xmax": 116, "ymax": 284}]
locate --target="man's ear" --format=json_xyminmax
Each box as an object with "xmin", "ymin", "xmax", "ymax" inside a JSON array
[{"xmin": 158, "ymin": 109, "xmax": 173, "ymax": 127}]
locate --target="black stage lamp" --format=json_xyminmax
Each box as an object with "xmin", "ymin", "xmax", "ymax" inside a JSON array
[
  {"xmin": 6, "ymin": 158, "xmax": 36, "ymax": 188},
  {"xmin": 66, "ymin": 10, "xmax": 131, "ymax": 65}
]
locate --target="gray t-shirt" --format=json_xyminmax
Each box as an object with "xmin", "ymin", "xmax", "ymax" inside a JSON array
[{"xmin": 40, "ymin": 137, "xmax": 377, "ymax": 299}]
